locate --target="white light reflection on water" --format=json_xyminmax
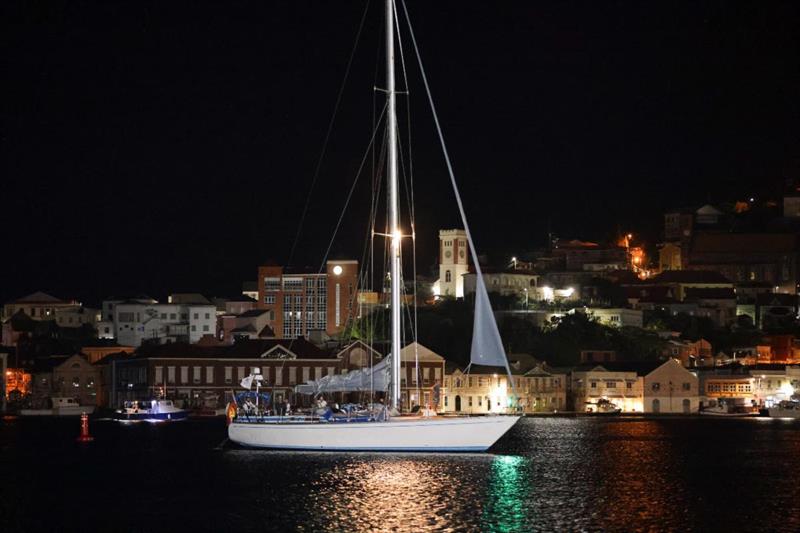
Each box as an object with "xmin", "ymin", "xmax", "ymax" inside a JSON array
[{"xmin": 299, "ymin": 453, "xmax": 493, "ymax": 532}]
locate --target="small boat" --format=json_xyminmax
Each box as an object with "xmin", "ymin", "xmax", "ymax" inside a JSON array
[
  {"xmin": 768, "ymin": 400, "xmax": 800, "ymax": 419},
  {"xmin": 20, "ymin": 397, "xmax": 96, "ymax": 416},
  {"xmin": 113, "ymin": 399, "xmax": 189, "ymax": 422},
  {"xmin": 700, "ymin": 400, "xmax": 757, "ymax": 417},
  {"xmin": 585, "ymin": 398, "xmax": 622, "ymax": 416}
]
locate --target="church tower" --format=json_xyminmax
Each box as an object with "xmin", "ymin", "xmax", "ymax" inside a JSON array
[{"xmin": 437, "ymin": 229, "xmax": 469, "ymax": 298}]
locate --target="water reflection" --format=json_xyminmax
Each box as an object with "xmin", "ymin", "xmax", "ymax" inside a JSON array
[
  {"xmin": 481, "ymin": 455, "xmax": 529, "ymax": 532},
  {"xmin": 299, "ymin": 454, "xmax": 492, "ymax": 532}
]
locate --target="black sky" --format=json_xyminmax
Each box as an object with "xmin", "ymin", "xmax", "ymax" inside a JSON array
[{"xmin": 2, "ymin": 1, "xmax": 798, "ymax": 305}]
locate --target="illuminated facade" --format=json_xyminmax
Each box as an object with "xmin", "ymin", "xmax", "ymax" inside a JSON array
[
  {"xmin": 642, "ymin": 359, "xmax": 700, "ymax": 413},
  {"xmin": 434, "ymin": 229, "xmax": 469, "ymax": 298},
  {"xmin": 400, "ymin": 342, "xmax": 445, "ymax": 412},
  {"xmin": 570, "ymin": 365, "xmax": 644, "ymax": 412},
  {"xmin": 443, "ymin": 363, "xmax": 566, "ymax": 414},
  {"xmin": 257, "ymin": 260, "xmax": 359, "ymax": 339},
  {"xmin": 750, "ymin": 366, "xmax": 800, "ymax": 407}
]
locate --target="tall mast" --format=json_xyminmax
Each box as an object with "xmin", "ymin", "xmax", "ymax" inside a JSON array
[{"xmin": 386, "ymin": 0, "xmax": 402, "ymax": 411}]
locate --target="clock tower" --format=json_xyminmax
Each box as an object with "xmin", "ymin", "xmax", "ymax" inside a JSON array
[{"xmin": 437, "ymin": 229, "xmax": 469, "ymax": 298}]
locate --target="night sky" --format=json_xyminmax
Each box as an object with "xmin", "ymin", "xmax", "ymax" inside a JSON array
[{"xmin": 3, "ymin": 1, "xmax": 797, "ymax": 306}]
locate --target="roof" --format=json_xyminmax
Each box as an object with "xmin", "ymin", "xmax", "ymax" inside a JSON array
[
  {"xmin": 650, "ymin": 270, "xmax": 732, "ymax": 284},
  {"xmin": 596, "ymin": 360, "xmax": 665, "ymax": 376},
  {"xmin": 169, "ymin": 293, "xmax": 212, "ymax": 305},
  {"xmin": 257, "ymin": 324, "xmax": 276, "ymax": 338},
  {"xmin": 11, "ymin": 291, "xmax": 69, "ymax": 304},
  {"xmin": 230, "ymin": 324, "xmax": 257, "ymax": 333},
  {"xmin": 684, "ymin": 288, "xmax": 737, "ymax": 300},
  {"xmin": 226, "ymin": 338, "xmax": 334, "ymax": 359},
  {"xmin": 239, "ymin": 309, "xmax": 269, "ymax": 318},
  {"xmin": 691, "ymin": 233, "xmax": 797, "ymax": 254}
]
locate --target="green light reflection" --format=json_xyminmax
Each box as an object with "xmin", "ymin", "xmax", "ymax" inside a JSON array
[{"xmin": 481, "ymin": 455, "xmax": 530, "ymax": 533}]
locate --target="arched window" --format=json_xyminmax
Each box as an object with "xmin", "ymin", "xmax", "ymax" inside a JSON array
[{"xmin": 445, "ymin": 270, "xmax": 452, "ymax": 282}]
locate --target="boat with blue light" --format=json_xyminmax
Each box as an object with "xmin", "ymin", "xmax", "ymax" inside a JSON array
[{"xmin": 114, "ymin": 399, "xmax": 189, "ymax": 422}]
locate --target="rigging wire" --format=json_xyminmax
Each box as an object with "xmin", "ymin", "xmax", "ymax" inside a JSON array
[
  {"xmin": 287, "ymin": 0, "xmax": 372, "ymax": 268},
  {"xmin": 399, "ymin": 0, "xmax": 519, "ymax": 402}
]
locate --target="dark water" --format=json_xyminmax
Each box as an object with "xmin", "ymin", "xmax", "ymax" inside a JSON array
[{"xmin": 1, "ymin": 416, "xmax": 799, "ymax": 532}]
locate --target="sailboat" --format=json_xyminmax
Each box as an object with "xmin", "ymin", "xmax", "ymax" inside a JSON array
[{"xmin": 227, "ymin": 0, "xmax": 520, "ymax": 452}]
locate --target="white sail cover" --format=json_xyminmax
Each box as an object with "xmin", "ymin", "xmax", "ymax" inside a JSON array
[
  {"xmin": 295, "ymin": 356, "xmax": 391, "ymax": 395},
  {"xmin": 470, "ymin": 273, "xmax": 509, "ymax": 367}
]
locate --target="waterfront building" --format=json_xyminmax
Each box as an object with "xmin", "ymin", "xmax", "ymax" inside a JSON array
[
  {"xmin": 218, "ymin": 309, "xmax": 275, "ymax": 344},
  {"xmin": 641, "ymin": 359, "xmax": 699, "ymax": 413},
  {"xmin": 750, "ymin": 365, "xmax": 800, "ymax": 407},
  {"xmin": 30, "ymin": 354, "xmax": 103, "ymax": 408},
  {"xmin": 256, "ymin": 260, "xmax": 359, "ymax": 339},
  {"xmin": 433, "ymin": 229, "xmax": 470, "ymax": 299},
  {"xmin": 400, "ymin": 342, "xmax": 445, "ymax": 411},
  {"xmin": 569, "ymin": 364, "xmax": 644, "ymax": 412},
  {"xmin": 104, "ymin": 338, "xmax": 391, "ymax": 410},
  {"xmin": 698, "ymin": 370, "xmax": 755, "ymax": 408}
]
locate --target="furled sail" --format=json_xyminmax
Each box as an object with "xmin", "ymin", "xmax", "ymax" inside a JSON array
[{"xmin": 295, "ymin": 356, "xmax": 391, "ymax": 395}]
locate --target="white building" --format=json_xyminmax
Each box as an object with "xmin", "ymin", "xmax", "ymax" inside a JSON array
[
  {"xmin": 570, "ymin": 365, "xmax": 644, "ymax": 412},
  {"xmin": 750, "ymin": 366, "xmax": 800, "ymax": 407},
  {"xmin": 574, "ymin": 307, "xmax": 643, "ymax": 328},
  {"xmin": 433, "ymin": 229, "xmax": 469, "ymax": 298},
  {"xmin": 114, "ymin": 301, "xmax": 217, "ymax": 346},
  {"xmin": 100, "ymin": 296, "xmax": 158, "ymax": 340}
]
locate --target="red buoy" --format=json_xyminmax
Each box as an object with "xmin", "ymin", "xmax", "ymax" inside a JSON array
[{"xmin": 77, "ymin": 412, "xmax": 94, "ymax": 442}]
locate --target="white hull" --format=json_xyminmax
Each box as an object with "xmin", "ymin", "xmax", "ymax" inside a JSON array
[
  {"xmin": 228, "ymin": 415, "xmax": 520, "ymax": 452},
  {"xmin": 768, "ymin": 408, "xmax": 800, "ymax": 419}
]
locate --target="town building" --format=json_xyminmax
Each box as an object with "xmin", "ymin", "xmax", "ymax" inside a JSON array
[
  {"xmin": 2, "ymin": 291, "xmax": 81, "ymax": 321},
  {"xmin": 575, "ymin": 307, "xmax": 643, "ymax": 328},
  {"xmin": 104, "ymin": 338, "xmax": 390, "ymax": 410},
  {"xmin": 433, "ymin": 229, "xmax": 470, "ymax": 298},
  {"xmin": 400, "ymin": 342, "xmax": 445, "ymax": 411},
  {"xmin": 569, "ymin": 364, "xmax": 644, "ymax": 412},
  {"xmin": 638, "ymin": 359, "xmax": 700, "ymax": 413},
  {"xmin": 256, "ymin": 260, "xmax": 359, "ymax": 339},
  {"xmin": 749, "ymin": 365, "xmax": 800, "ymax": 407},
  {"xmin": 463, "ymin": 268, "xmax": 541, "ymax": 301},
  {"xmin": 30, "ymin": 354, "xmax": 103, "ymax": 408},
  {"xmin": 661, "ymin": 338, "xmax": 712, "ymax": 367},
  {"xmin": 698, "ymin": 370, "xmax": 755, "ymax": 409},
  {"xmin": 113, "ymin": 301, "xmax": 218, "ymax": 346}
]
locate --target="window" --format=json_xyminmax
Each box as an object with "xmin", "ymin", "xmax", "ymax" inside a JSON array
[
  {"xmin": 445, "ymin": 270, "xmax": 452, "ymax": 282},
  {"xmin": 224, "ymin": 367, "xmax": 232, "ymax": 384},
  {"xmin": 264, "ymin": 277, "xmax": 280, "ymax": 291},
  {"xmin": 180, "ymin": 366, "xmax": 188, "ymax": 384},
  {"xmin": 590, "ymin": 381, "xmax": 597, "ymax": 389},
  {"xmin": 283, "ymin": 278, "xmax": 303, "ymax": 291},
  {"xmin": 651, "ymin": 382, "xmax": 661, "ymax": 391},
  {"xmin": 205, "ymin": 313, "xmax": 210, "ymax": 319},
  {"xmin": 193, "ymin": 366, "xmax": 201, "ymax": 384},
  {"xmin": 265, "ymin": 295, "xmax": 276, "ymax": 304},
  {"xmin": 328, "ymin": 366, "xmax": 335, "ymax": 376},
  {"xmin": 302, "ymin": 367, "xmax": 310, "ymax": 383},
  {"xmin": 626, "ymin": 381, "xmax": 632, "ymax": 389},
  {"xmin": 289, "ymin": 367, "xmax": 297, "ymax": 385},
  {"xmin": 170, "ymin": 313, "xmax": 177, "ymax": 320},
  {"xmin": 72, "ymin": 377, "xmax": 81, "ymax": 388},
  {"xmin": 181, "ymin": 313, "xmax": 188, "ymax": 320},
  {"xmin": 205, "ymin": 366, "xmax": 214, "ymax": 384},
  {"xmin": 155, "ymin": 366, "xmax": 164, "ymax": 384},
  {"xmin": 682, "ymin": 382, "xmax": 691, "ymax": 391},
  {"xmin": 444, "ymin": 396, "xmax": 448, "ymax": 407},
  {"xmin": 468, "ymin": 396, "xmax": 473, "ymax": 407},
  {"xmin": 315, "ymin": 367, "xmax": 322, "ymax": 380},
  {"xmin": 202, "ymin": 325, "xmax": 210, "ymax": 332},
  {"xmin": 237, "ymin": 367, "xmax": 245, "ymax": 380},
  {"xmin": 191, "ymin": 325, "xmax": 197, "ymax": 332},
  {"xmin": 435, "ymin": 367, "xmax": 441, "ymax": 381},
  {"xmin": 167, "ymin": 366, "xmax": 176, "ymax": 384},
  {"xmin": 160, "ymin": 313, "xmax": 167, "ymax": 319},
  {"xmin": 193, "ymin": 313, "xmax": 199, "ymax": 319},
  {"xmin": 275, "ymin": 369, "xmax": 283, "ymax": 386},
  {"xmin": 606, "ymin": 381, "xmax": 617, "ymax": 389}
]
